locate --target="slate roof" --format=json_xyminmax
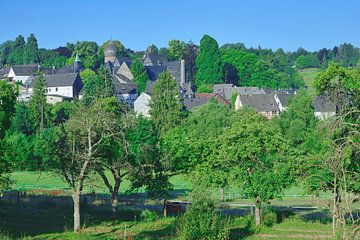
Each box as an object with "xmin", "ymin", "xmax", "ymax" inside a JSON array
[
  {"xmin": 213, "ymin": 84, "xmax": 265, "ymax": 100},
  {"xmin": 275, "ymin": 91, "xmax": 295, "ymax": 108},
  {"xmin": 26, "ymin": 73, "xmax": 80, "ymax": 88},
  {"xmin": 144, "ymin": 53, "xmax": 168, "ymax": 66},
  {"xmin": 313, "ymin": 96, "xmax": 337, "ymax": 112},
  {"xmin": 0, "ymin": 67, "xmax": 10, "ymax": 77},
  {"xmin": 11, "ymin": 64, "xmax": 39, "ymax": 76},
  {"xmin": 239, "ymin": 94, "xmax": 280, "ymax": 112},
  {"xmin": 184, "ymin": 93, "xmax": 230, "ymax": 110},
  {"xmin": 145, "ymin": 66, "xmax": 167, "ymax": 81},
  {"xmin": 113, "ymin": 81, "xmax": 137, "ymax": 95},
  {"xmin": 164, "ymin": 60, "xmax": 181, "ymax": 82}
]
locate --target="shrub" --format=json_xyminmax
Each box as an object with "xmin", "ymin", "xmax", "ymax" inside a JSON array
[
  {"xmin": 176, "ymin": 183, "xmax": 230, "ymax": 240},
  {"xmin": 262, "ymin": 210, "xmax": 277, "ymax": 227},
  {"xmin": 140, "ymin": 209, "xmax": 158, "ymax": 222}
]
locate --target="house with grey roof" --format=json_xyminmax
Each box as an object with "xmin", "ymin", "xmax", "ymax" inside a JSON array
[
  {"xmin": 134, "ymin": 92, "xmax": 151, "ymax": 117},
  {"xmin": 213, "ymin": 84, "xmax": 266, "ymax": 100},
  {"xmin": 7, "ymin": 64, "xmax": 40, "ymax": 84},
  {"xmin": 235, "ymin": 94, "xmax": 280, "ymax": 119},
  {"xmin": 142, "ymin": 46, "xmax": 168, "ymax": 66},
  {"xmin": 24, "ymin": 73, "xmax": 83, "ymax": 104},
  {"xmin": 183, "ymin": 93, "xmax": 230, "ymax": 110},
  {"xmin": 313, "ymin": 96, "xmax": 336, "ymax": 120}
]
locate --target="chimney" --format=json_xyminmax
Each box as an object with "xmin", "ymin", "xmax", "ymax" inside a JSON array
[{"xmin": 180, "ymin": 59, "xmax": 185, "ymax": 88}]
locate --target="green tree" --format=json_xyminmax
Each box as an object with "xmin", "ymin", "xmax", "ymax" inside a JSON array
[
  {"xmin": 130, "ymin": 59, "xmax": 149, "ymax": 94},
  {"xmin": 0, "ymin": 81, "xmax": 16, "ymax": 191},
  {"xmin": 149, "ymin": 72, "xmax": 184, "ymax": 136},
  {"xmin": 72, "ymin": 41, "xmax": 99, "ymax": 69},
  {"xmin": 28, "ymin": 74, "xmax": 48, "ymax": 132},
  {"xmin": 168, "ymin": 39, "xmax": 186, "ymax": 60},
  {"xmin": 217, "ymin": 108, "xmax": 294, "ymax": 225},
  {"xmin": 296, "ymin": 54, "xmax": 321, "ymax": 69},
  {"xmin": 195, "ymin": 35, "xmax": 223, "ymax": 90},
  {"xmin": 23, "ymin": 33, "xmax": 39, "ymax": 64}
]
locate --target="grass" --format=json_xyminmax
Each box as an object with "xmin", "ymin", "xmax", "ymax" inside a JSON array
[
  {"xmin": 0, "ymin": 198, "xmax": 337, "ymax": 240},
  {"xmin": 297, "ymin": 68, "xmax": 322, "ymax": 95}
]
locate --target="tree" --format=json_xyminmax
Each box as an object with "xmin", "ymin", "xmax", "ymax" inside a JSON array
[
  {"xmin": 195, "ymin": 35, "xmax": 223, "ymax": 90},
  {"xmin": 183, "ymin": 42, "xmax": 198, "ymax": 85},
  {"xmin": 72, "ymin": 41, "xmax": 99, "ymax": 69},
  {"xmin": 217, "ymin": 108, "xmax": 294, "ymax": 225},
  {"xmin": 0, "ymin": 81, "xmax": 16, "ymax": 191},
  {"xmin": 80, "ymin": 67, "xmax": 114, "ymax": 105},
  {"xmin": 53, "ymin": 100, "xmax": 122, "ymax": 232},
  {"xmin": 23, "ymin": 33, "xmax": 39, "ymax": 64},
  {"xmin": 130, "ymin": 59, "xmax": 149, "ymax": 94},
  {"xmin": 168, "ymin": 39, "xmax": 186, "ymax": 60},
  {"xmin": 28, "ymin": 74, "xmax": 48, "ymax": 132},
  {"xmin": 149, "ymin": 72, "xmax": 184, "ymax": 136},
  {"xmin": 296, "ymin": 54, "xmax": 321, "ymax": 69}
]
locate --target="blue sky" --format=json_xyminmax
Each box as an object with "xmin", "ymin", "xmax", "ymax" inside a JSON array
[{"xmin": 1, "ymin": 0, "xmax": 359, "ymax": 51}]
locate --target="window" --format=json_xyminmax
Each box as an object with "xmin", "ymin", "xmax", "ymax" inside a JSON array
[
  {"xmin": 55, "ymin": 88, "xmax": 58, "ymax": 92},
  {"xmin": 48, "ymin": 88, "xmax": 51, "ymax": 92}
]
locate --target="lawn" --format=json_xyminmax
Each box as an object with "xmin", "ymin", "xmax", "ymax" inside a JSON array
[
  {"xmin": 297, "ymin": 68, "xmax": 322, "ymax": 95},
  {"xmin": 0, "ymin": 199, "xmax": 336, "ymax": 240}
]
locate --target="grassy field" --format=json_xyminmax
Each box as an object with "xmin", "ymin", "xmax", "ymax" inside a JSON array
[
  {"xmin": 0, "ymin": 199, "xmax": 337, "ymax": 240},
  {"xmin": 297, "ymin": 68, "xmax": 322, "ymax": 95}
]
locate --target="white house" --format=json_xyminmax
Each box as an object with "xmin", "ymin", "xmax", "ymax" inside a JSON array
[
  {"xmin": 24, "ymin": 73, "xmax": 83, "ymax": 104},
  {"xmin": 134, "ymin": 92, "xmax": 151, "ymax": 117},
  {"xmin": 313, "ymin": 96, "xmax": 336, "ymax": 120},
  {"xmin": 7, "ymin": 64, "xmax": 40, "ymax": 84}
]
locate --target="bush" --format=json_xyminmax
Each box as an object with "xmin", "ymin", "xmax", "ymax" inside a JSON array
[
  {"xmin": 262, "ymin": 210, "xmax": 277, "ymax": 227},
  {"xmin": 176, "ymin": 183, "xmax": 230, "ymax": 240},
  {"xmin": 140, "ymin": 209, "xmax": 158, "ymax": 222}
]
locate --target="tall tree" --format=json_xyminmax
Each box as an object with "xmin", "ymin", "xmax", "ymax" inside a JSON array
[
  {"xmin": 130, "ymin": 59, "xmax": 149, "ymax": 94},
  {"xmin": 183, "ymin": 42, "xmax": 198, "ymax": 85},
  {"xmin": 53, "ymin": 100, "xmax": 122, "ymax": 232},
  {"xmin": 72, "ymin": 41, "xmax": 99, "ymax": 69},
  {"xmin": 195, "ymin": 35, "xmax": 223, "ymax": 91},
  {"xmin": 149, "ymin": 72, "xmax": 184, "ymax": 136},
  {"xmin": 29, "ymin": 74, "xmax": 48, "ymax": 132},
  {"xmin": 0, "ymin": 81, "xmax": 16, "ymax": 191},
  {"xmin": 23, "ymin": 33, "xmax": 39, "ymax": 64}
]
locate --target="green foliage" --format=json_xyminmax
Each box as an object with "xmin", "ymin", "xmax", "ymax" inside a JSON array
[
  {"xmin": 80, "ymin": 68, "xmax": 114, "ymax": 105},
  {"xmin": 9, "ymin": 102, "xmax": 33, "ymax": 135},
  {"xmin": 177, "ymin": 181, "xmax": 230, "ymax": 240},
  {"xmin": 262, "ymin": 209, "xmax": 277, "ymax": 227},
  {"xmin": 140, "ymin": 209, "xmax": 158, "ymax": 222},
  {"xmin": 230, "ymin": 91, "xmax": 237, "ymax": 109},
  {"xmin": 0, "ymin": 81, "xmax": 17, "ymax": 138},
  {"xmin": 23, "ymin": 34, "xmax": 39, "ymax": 64},
  {"xmin": 149, "ymin": 71, "xmax": 184, "ymax": 136},
  {"xmin": 28, "ymin": 74, "xmax": 48, "ymax": 132},
  {"xmin": 131, "ymin": 59, "xmax": 149, "ymax": 94},
  {"xmin": 195, "ymin": 35, "xmax": 223, "ymax": 88},
  {"xmin": 196, "ymin": 84, "xmax": 213, "ymax": 93},
  {"xmin": 217, "ymin": 108, "xmax": 294, "ymax": 217},
  {"xmin": 98, "ymin": 40, "xmax": 127, "ymax": 62},
  {"xmin": 168, "ymin": 39, "xmax": 186, "ymax": 60},
  {"xmin": 221, "ymin": 48, "xmax": 304, "ymax": 89},
  {"xmin": 296, "ymin": 54, "xmax": 321, "ymax": 69},
  {"xmin": 72, "ymin": 41, "xmax": 99, "ymax": 69}
]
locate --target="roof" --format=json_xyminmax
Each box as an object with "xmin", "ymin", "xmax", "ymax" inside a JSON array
[
  {"xmin": 113, "ymin": 80, "xmax": 137, "ymax": 95},
  {"xmin": 275, "ymin": 91, "xmax": 295, "ymax": 108},
  {"xmin": 239, "ymin": 94, "xmax": 280, "ymax": 112},
  {"xmin": 11, "ymin": 64, "xmax": 39, "ymax": 76},
  {"xmin": 0, "ymin": 67, "xmax": 10, "ymax": 77},
  {"xmin": 26, "ymin": 73, "xmax": 80, "ymax": 88},
  {"xmin": 213, "ymin": 84, "xmax": 265, "ymax": 100},
  {"xmin": 312, "ymin": 96, "xmax": 337, "ymax": 112},
  {"xmin": 184, "ymin": 93, "xmax": 230, "ymax": 110},
  {"xmin": 144, "ymin": 53, "xmax": 168, "ymax": 66},
  {"xmin": 145, "ymin": 66, "xmax": 167, "ymax": 81},
  {"xmin": 104, "ymin": 41, "xmax": 117, "ymax": 57}
]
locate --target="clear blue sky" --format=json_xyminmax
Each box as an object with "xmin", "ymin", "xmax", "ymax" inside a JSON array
[{"xmin": 1, "ymin": 0, "xmax": 359, "ymax": 52}]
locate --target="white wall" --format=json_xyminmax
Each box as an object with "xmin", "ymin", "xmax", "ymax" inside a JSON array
[{"xmin": 47, "ymin": 86, "xmax": 73, "ymax": 98}]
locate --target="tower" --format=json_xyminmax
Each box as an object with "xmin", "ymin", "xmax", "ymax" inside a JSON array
[
  {"xmin": 74, "ymin": 53, "xmax": 81, "ymax": 73},
  {"xmin": 104, "ymin": 40, "xmax": 117, "ymax": 63}
]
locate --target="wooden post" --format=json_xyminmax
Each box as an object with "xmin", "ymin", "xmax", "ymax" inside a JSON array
[{"xmin": 163, "ymin": 199, "xmax": 167, "ymax": 217}]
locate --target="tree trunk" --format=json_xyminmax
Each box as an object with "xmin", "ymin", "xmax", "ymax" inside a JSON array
[
  {"xmin": 255, "ymin": 198, "xmax": 261, "ymax": 226},
  {"xmin": 220, "ymin": 188, "xmax": 225, "ymax": 202},
  {"xmin": 73, "ymin": 190, "xmax": 81, "ymax": 233},
  {"xmin": 110, "ymin": 190, "xmax": 119, "ymax": 214}
]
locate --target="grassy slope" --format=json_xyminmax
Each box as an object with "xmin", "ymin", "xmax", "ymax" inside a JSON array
[{"xmin": 297, "ymin": 68, "xmax": 321, "ymax": 95}]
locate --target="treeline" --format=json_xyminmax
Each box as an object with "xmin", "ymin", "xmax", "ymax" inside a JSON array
[{"xmin": 1, "ymin": 34, "xmax": 360, "ymax": 91}]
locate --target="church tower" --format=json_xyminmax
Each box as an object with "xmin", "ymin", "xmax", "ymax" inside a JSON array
[
  {"xmin": 104, "ymin": 41, "xmax": 117, "ymax": 63},
  {"xmin": 73, "ymin": 53, "xmax": 81, "ymax": 73}
]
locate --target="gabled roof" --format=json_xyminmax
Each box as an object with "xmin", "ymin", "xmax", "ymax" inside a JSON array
[
  {"xmin": 144, "ymin": 53, "xmax": 168, "ymax": 66},
  {"xmin": 26, "ymin": 73, "xmax": 81, "ymax": 88},
  {"xmin": 275, "ymin": 91, "xmax": 295, "ymax": 108},
  {"xmin": 113, "ymin": 81, "xmax": 137, "ymax": 95},
  {"xmin": 239, "ymin": 94, "xmax": 279, "ymax": 112},
  {"xmin": 184, "ymin": 93, "xmax": 230, "ymax": 110},
  {"xmin": 11, "ymin": 64, "xmax": 39, "ymax": 76},
  {"xmin": 0, "ymin": 67, "xmax": 10, "ymax": 77},
  {"xmin": 145, "ymin": 66, "xmax": 167, "ymax": 81},
  {"xmin": 313, "ymin": 96, "xmax": 337, "ymax": 112}
]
